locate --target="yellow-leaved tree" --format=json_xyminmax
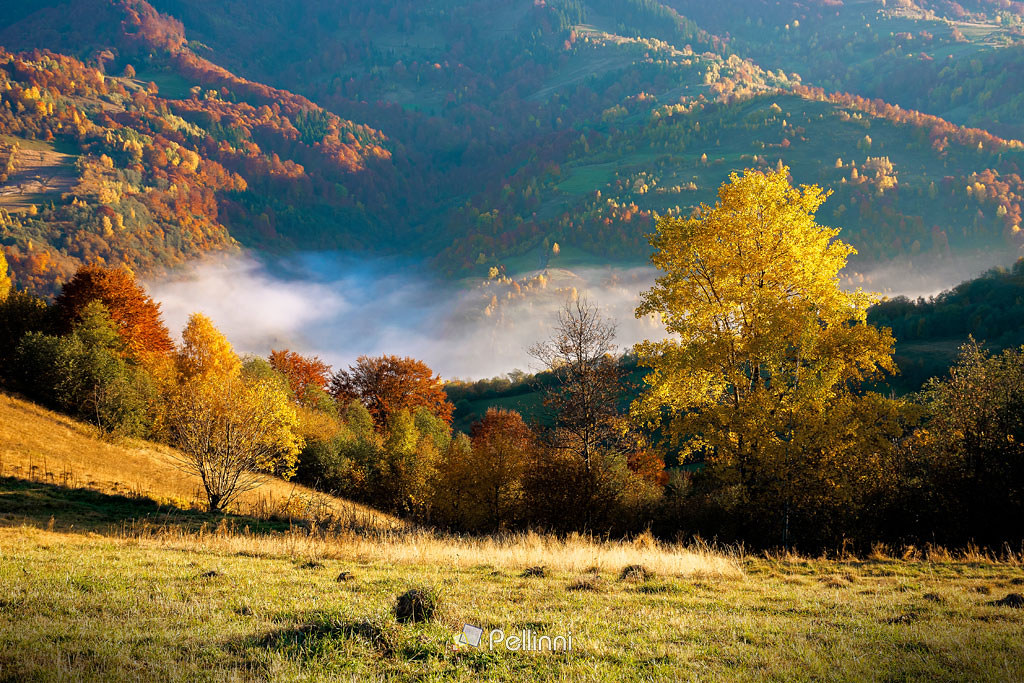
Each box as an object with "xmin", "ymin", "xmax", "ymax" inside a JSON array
[
  {"xmin": 177, "ymin": 312, "xmax": 242, "ymax": 380},
  {"xmin": 167, "ymin": 313, "xmax": 301, "ymax": 512},
  {"xmin": 633, "ymin": 167, "xmax": 900, "ymax": 547},
  {"xmin": 0, "ymin": 249, "xmax": 11, "ymax": 302}
]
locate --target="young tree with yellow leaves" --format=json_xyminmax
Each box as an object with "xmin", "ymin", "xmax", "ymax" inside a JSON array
[
  {"xmin": 0, "ymin": 249, "xmax": 11, "ymax": 302},
  {"xmin": 176, "ymin": 313, "xmax": 242, "ymax": 380},
  {"xmin": 633, "ymin": 167, "xmax": 899, "ymax": 547},
  {"xmin": 167, "ymin": 313, "xmax": 301, "ymax": 512}
]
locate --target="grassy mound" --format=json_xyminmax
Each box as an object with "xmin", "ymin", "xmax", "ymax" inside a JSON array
[{"xmin": 0, "ymin": 391, "xmax": 404, "ymax": 532}]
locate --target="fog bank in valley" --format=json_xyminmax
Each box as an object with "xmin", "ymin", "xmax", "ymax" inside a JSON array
[
  {"xmin": 147, "ymin": 249, "xmax": 1017, "ymax": 381},
  {"xmin": 147, "ymin": 252, "xmax": 666, "ymax": 380},
  {"xmin": 846, "ymin": 249, "xmax": 1021, "ymax": 300}
]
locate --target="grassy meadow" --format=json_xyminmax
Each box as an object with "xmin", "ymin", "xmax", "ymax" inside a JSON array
[{"xmin": 2, "ymin": 391, "xmax": 1024, "ymax": 681}]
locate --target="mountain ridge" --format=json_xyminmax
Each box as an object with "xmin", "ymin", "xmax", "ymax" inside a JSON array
[{"xmin": 1, "ymin": 0, "xmax": 1022, "ymax": 293}]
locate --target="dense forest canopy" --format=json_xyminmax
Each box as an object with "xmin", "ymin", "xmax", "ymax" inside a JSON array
[{"xmin": 0, "ymin": 0, "xmax": 1022, "ymax": 295}]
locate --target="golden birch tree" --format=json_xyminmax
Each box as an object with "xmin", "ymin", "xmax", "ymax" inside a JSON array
[
  {"xmin": 633, "ymin": 167, "xmax": 898, "ymax": 545},
  {"xmin": 167, "ymin": 313, "xmax": 301, "ymax": 512}
]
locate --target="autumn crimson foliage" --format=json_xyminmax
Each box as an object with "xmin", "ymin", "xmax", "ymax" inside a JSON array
[
  {"xmin": 269, "ymin": 349, "xmax": 331, "ymax": 401},
  {"xmin": 330, "ymin": 355, "xmax": 454, "ymax": 427},
  {"xmin": 54, "ymin": 265, "xmax": 173, "ymax": 358}
]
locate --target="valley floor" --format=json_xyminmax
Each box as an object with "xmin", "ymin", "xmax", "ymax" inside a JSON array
[{"xmin": 1, "ymin": 496, "xmax": 1023, "ymax": 681}]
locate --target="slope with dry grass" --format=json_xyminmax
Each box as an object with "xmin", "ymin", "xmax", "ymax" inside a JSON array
[
  {"xmin": 0, "ymin": 390, "xmax": 738, "ymax": 577},
  {"xmin": 0, "ymin": 138, "xmax": 78, "ymax": 212},
  {"xmin": 0, "ymin": 391, "xmax": 405, "ymax": 531}
]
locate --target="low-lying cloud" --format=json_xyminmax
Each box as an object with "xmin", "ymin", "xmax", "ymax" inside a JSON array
[
  {"xmin": 147, "ymin": 249, "xmax": 1017, "ymax": 381},
  {"xmin": 846, "ymin": 250, "xmax": 1020, "ymax": 301},
  {"xmin": 146, "ymin": 252, "xmax": 664, "ymax": 380}
]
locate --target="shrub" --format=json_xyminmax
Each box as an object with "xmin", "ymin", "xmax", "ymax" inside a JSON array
[
  {"xmin": 296, "ymin": 435, "xmax": 355, "ymax": 495},
  {"xmin": 619, "ymin": 564, "xmax": 653, "ymax": 581},
  {"xmin": 0, "ymin": 290, "xmax": 51, "ymax": 375}
]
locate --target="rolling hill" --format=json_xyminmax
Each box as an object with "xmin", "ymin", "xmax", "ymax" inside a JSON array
[
  {"xmin": 0, "ymin": 0, "xmax": 1022, "ymax": 295},
  {"xmin": 0, "ymin": 390, "xmax": 406, "ymax": 530},
  {"xmin": 665, "ymin": 0, "xmax": 1024, "ymax": 138}
]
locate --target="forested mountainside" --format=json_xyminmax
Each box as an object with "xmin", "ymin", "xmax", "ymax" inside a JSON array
[
  {"xmin": 0, "ymin": 0, "xmax": 405, "ymax": 293},
  {"xmin": 1, "ymin": 0, "xmax": 1023, "ymax": 293},
  {"xmin": 667, "ymin": 0, "xmax": 1024, "ymax": 138}
]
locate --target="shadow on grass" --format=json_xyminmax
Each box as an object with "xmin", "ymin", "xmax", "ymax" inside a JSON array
[
  {"xmin": 234, "ymin": 616, "xmax": 501, "ymax": 671},
  {"xmin": 234, "ymin": 615, "xmax": 398, "ymax": 660},
  {"xmin": 0, "ymin": 476, "xmax": 292, "ymax": 534}
]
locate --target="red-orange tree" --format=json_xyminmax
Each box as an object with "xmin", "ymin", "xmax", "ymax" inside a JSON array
[
  {"xmin": 330, "ymin": 355, "xmax": 453, "ymax": 428},
  {"xmin": 269, "ymin": 349, "xmax": 331, "ymax": 401},
  {"xmin": 470, "ymin": 408, "xmax": 533, "ymax": 529},
  {"xmin": 54, "ymin": 265, "xmax": 173, "ymax": 358}
]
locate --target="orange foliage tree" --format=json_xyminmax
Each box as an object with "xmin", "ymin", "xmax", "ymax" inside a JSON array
[
  {"xmin": 626, "ymin": 449, "xmax": 669, "ymax": 487},
  {"xmin": 329, "ymin": 355, "xmax": 453, "ymax": 428},
  {"xmin": 269, "ymin": 349, "xmax": 331, "ymax": 401},
  {"xmin": 470, "ymin": 408, "xmax": 534, "ymax": 529},
  {"xmin": 54, "ymin": 265, "xmax": 173, "ymax": 358}
]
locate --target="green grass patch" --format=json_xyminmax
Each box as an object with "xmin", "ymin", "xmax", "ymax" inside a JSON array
[
  {"xmin": 0, "ymin": 135, "xmax": 78, "ymax": 156},
  {"xmin": 133, "ymin": 69, "xmax": 196, "ymax": 100},
  {"xmin": 1, "ymin": 523, "xmax": 1023, "ymax": 680}
]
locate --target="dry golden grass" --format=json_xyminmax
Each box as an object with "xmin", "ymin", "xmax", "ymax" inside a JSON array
[
  {"xmin": 119, "ymin": 523, "xmax": 744, "ymax": 578},
  {"xmin": 0, "ymin": 139, "xmax": 77, "ymax": 212},
  {"xmin": 0, "ymin": 391, "xmax": 405, "ymax": 531}
]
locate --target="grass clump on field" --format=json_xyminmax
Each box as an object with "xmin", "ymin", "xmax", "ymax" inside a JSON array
[
  {"xmin": 395, "ymin": 587, "xmax": 442, "ymax": 624},
  {"xmin": 619, "ymin": 564, "xmax": 653, "ymax": 582},
  {"xmin": 566, "ymin": 576, "xmax": 605, "ymax": 592}
]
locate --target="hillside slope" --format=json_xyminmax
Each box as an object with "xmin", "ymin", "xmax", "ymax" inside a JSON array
[
  {"xmin": 0, "ymin": 391, "xmax": 405, "ymax": 530},
  {"xmin": 86, "ymin": 0, "xmax": 1024, "ymax": 280},
  {"xmin": 1, "ymin": 0, "xmax": 1022, "ymax": 291},
  {"xmin": 666, "ymin": 0, "xmax": 1024, "ymax": 138},
  {"xmin": 0, "ymin": 1, "xmax": 403, "ymax": 294}
]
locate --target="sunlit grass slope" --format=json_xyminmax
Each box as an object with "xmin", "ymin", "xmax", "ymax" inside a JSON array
[{"xmin": 0, "ymin": 391, "xmax": 405, "ymax": 530}]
